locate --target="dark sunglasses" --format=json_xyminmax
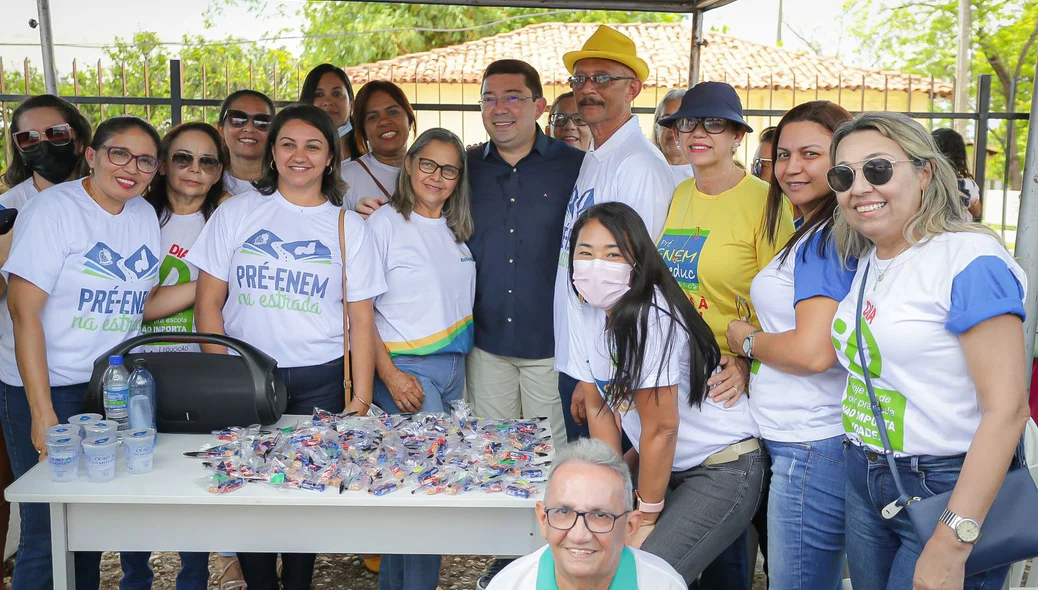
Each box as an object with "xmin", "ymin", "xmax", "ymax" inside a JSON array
[
  {"xmin": 826, "ymin": 158, "xmax": 921, "ymax": 193},
  {"xmin": 549, "ymin": 113, "xmax": 587, "ymax": 127},
  {"xmin": 170, "ymin": 151, "xmax": 222, "ymax": 174},
  {"xmin": 223, "ymin": 110, "xmax": 273, "ymax": 131},
  {"xmin": 13, "ymin": 124, "xmax": 74, "ymax": 152},
  {"xmin": 102, "ymin": 145, "xmax": 159, "ymax": 174},
  {"xmin": 751, "ymin": 157, "xmax": 772, "ymax": 177},
  {"xmin": 674, "ymin": 117, "xmax": 728, "ymax": 134},
  {"xmin": 417, "ymin": 157, "xmax": 461, "ymax": 181}
]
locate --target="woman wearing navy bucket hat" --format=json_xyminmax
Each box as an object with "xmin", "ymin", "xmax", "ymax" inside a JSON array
[{"xmin": 649, "ymin": 82, "xmax": 795, "ymax": 588}]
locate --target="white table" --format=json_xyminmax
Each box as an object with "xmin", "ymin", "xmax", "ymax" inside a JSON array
[{"xmin": 6, "ymin": 415, "xmax": 547, "ymax": 590}]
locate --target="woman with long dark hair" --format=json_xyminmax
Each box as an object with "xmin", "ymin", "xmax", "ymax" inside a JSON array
[
  {"xmin": 932, "ymin": 127, "xmax": 982, "ymax": 221},
  {"xmin": 217, "ymin": 89, "xmax": 276, "ymax": 196},
  {"xmin": 300, "ymin": 64, "xmax": 356, "ymax": 162},
  {"xmin": 566, "ymin": 202, "xmax": 764, "ymax": 585},
  {"xmin": 724, "ymin": 100, "xmax": 854, "ymax": 589}
]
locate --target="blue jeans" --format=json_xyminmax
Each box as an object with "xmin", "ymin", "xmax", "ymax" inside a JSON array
[
  {"xmin": 374, "ymin": 353, "xmax": 462, "ymax": 590},
  {"xmin": 764, "ymin": 436, "xmax": 846, "ymax": 590},
  {"xmin": 119, "ymin": 552, "xmax": 210, "ymax": 590},
  {"xmin": 844, "ymin": 442, "xmax": 1010, "ymax": 590},
  {"xmin": 694, "ymin": 530, "xmax": 750, "ymax": 590},
  {"xmin": 557, "ymin": 372, "xmax": 588, "ymax": 442}
]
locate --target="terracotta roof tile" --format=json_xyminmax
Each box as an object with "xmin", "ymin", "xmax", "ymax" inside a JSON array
[{"xmin": 345, "ymin": 22, "xmax": 952, "ymax": 97}]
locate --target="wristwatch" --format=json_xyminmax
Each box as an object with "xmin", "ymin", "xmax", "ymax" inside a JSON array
[
  {"xmin": 634, "ymin": 490, "xmax": 665, "ymax": 514},
  {"xmin": 939, "ymin": 509, "xmax": 982, "ymax": 544},
  {"xmin": 742, "ymin": 330, "xmax": 761, "ymax": 359}
]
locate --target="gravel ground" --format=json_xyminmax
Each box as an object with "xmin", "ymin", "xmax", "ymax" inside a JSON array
[{"xmin": 3, "ymin": 552, "xmax": 769, "ymax": 589}]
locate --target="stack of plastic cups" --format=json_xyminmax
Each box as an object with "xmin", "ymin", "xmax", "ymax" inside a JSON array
[
  {"xmin": 83, "ymin": 420, "xmax": 119, "ymax": 439},
  {"xmin": 123, "ymin": 428, "xmax": 156, "ymax": 474},
  {"xmin": 44, "ymin": 435, "xmax": 81, "ymax": 482},
  {"xmin": 81, "ymin": 435, "xmax": 118, "ymax": 483},
  {"xmin": 67, "ymin": 413, "xmax": 104, "ymax": 438}
]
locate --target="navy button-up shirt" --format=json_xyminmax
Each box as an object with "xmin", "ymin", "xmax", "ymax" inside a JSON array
[{"xmin": 466, "ymin": 129, "xmax": 584, "ymax": 360}]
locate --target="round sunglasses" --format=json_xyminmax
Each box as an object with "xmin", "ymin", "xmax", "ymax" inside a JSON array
[
  {"xmin": 13, "ymin": 124, "xmax": 73, "ymax": 152},
  {"xmin": 170, "ymin": 151, "xmax": 222, "ymax": 175},
  {"xmin": 222, "ymin": 109, "xmax": 273, "ymax": 132},
  {"xmin": 674, "ymin": 117, "xmax": 728, "ymax": 134},
  {"xmin": 826, "ymin": 158, "xmax": 921, "ymax": 193}
]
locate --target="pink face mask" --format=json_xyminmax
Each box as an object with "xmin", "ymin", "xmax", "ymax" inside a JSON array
[{"xmin": 572, "ymin": 259, "xmax": 633, "ymax": 310}]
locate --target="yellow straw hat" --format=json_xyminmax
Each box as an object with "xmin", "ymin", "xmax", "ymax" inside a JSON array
[{"xmin": 563, "ymin": 25, "xmax": 650, "ymax": 82}]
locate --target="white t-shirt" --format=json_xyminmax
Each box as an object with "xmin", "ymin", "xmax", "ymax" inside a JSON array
[
  {"xmin": 669, "ymin": 163, "xmax": 694, "ymax": 186},
  {"xmin": 570, "ymin": 293, "xmax": 759, "ymax": 470},
  {"xmin": 749, "ymin": 230, "xmax": 855, "ymax": 442},
  {"xmin": 0, "ymin": 178, "xmax": 39, "ymax": 211},
  {"xmin": 141, "ymin": 211, "xmax": 207, "ymax": 353},
  {"xmin": 832, "ymin": 232, "xmax": 1026, "ymax": 456},
  {"xmin": 186, "ymin": 190, "xmax": 387, "ymax": 368},
  {"xmin": 487, "ymin": 545, "xmax": 686, "ymax": 589},
  {"xmin": 0, "ymin": 179, "xmax": 160, "ymax": 386},
  {"xmin": 341, "ymin": 153, "xmax": 399, "ymax": 213},
  {"xmin": 366, "ymin": 206, "xmax": 475, "ymax": 356},
  {"xmin": 553, "ymin": 116, "xmax": 674, "ymax": 373},
  {"xmin": 222, "ymin": 172, "xmax": 255, "ymax": 196}
]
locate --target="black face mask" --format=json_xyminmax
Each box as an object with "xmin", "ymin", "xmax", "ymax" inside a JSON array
[{"xmin": 20, "ymin": 141, "xmax": 80, "ymax": 185}]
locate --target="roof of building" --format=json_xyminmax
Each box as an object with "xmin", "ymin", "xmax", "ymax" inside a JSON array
[{"xmin": 345, "ymin": 22, "xmax": 953, "ymax": 97}]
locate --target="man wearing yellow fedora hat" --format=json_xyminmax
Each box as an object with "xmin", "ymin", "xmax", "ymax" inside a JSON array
[{"xmin": 552, "ymin": 25, "xmax": 675, "ymax": 446}]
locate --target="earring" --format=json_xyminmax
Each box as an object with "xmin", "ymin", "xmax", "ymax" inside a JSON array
[
  {"xmin": 732, "ymin": 145, "xmax": 739, "ymax": 153},
  {"xmin": 270, "ymin": 160, "xmax": 276, "ymax": 171},
  {"xmin": 832, "ymin": 207, "xmax": 840, "ymax": 222},
  {"xmin": 326, "ymin": 165, "xmax": 333, "ymax": 176}
]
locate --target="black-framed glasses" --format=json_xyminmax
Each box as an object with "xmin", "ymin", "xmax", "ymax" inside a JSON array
[
  {"xmin": 826, "ymin": 158, "xmax": 921, "ymax": 193},
  {"xmin": 222, "ymin": 109, "xmax": 273, "ymax": 132},
  {"xmin": 417, "ymin": 157, "xmax": 461, "ymax": 181},
  {"xmin": 544, "ymin": 507, "xmax": 629, "ymax": 534},
  {"xmin": 751, "ymin": 157, "xmax": 773, "ymax": 177},
  {"xmin": 674, "ymin": 117, "xmax": 728, "ymax": 134},
  {"xmin": 170, "ymin": 151, "xmax": 222, "ymax": 174},
  {"xmin": 13, "ymin": 124, "xmax": 73, "ymax": 152},
  {"xmin": 549, "ymin": 113, "xmax": 588, "ymax": 127},
  {"xmin": 567, "ymin": 74, "xmax": 636, "ymax": 89},
  {"xmin": 101, "ymin": 145, "xmax": 159, "ymax": 174},
  {"xmin": 479, "ymin": 95, "xmax": 539, "ymax": 109}
]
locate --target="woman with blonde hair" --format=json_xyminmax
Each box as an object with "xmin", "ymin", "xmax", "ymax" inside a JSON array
[{"xmin": 829, "ymin": 112, "xmax": 1027, "ymax": 589}]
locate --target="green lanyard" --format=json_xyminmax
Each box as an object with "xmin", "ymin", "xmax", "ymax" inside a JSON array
[{"xmin": 535, "ymin": 546, "xmax": 638, "ymax": 589}]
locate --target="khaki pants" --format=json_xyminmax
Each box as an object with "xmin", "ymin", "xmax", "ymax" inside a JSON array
[{"xmin": 465, "ymin": 347, "xmax": 567, "ymax": 447}]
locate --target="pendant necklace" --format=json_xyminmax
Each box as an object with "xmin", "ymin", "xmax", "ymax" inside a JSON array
[{"xmin": 874, "ymin": 244, "xmax": 910, "ymax": 289}]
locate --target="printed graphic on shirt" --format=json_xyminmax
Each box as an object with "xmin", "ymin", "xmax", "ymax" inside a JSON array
[
  {"xmin": 241, "ymin": 230, "xmax": 332, "ymax": 264},
  {"xmin": 141, "ymin": 243, "xmax": 194, "ymax": 340},
  {"xmin": 74, "ymin": 243, "xmax": 158, "ymax": 334},
  {"xmin": 83, "ymin": 242, "xmax": 159, "ymax": 282},
  {"xmin": 234, "ymin": 230, "xmax": 335, "ymax": 315},
  {"xmin": 832, "ymin": 313, "xmax": 907, "ymax": 451},
  {"xmin": 558, "ymin": 187, "xmax": 595, "ymax": 267},
  {"xmin": 594, "ymin": 377, "xmax": 635, "ymax": 413},
  {"xmin": 657, "ymin": 229, "xmax": 709, "ymax": 292}
]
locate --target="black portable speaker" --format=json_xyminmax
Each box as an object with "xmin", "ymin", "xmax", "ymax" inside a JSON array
[{"xmin": 85, "ymin": 333, "xmax": 288, "ymax": 433}]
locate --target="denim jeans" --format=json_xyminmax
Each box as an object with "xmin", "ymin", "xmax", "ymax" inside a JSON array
[
  {"xmin": 641, "ymin": 447, "xmax": 767, "ymax": 585},
  {"xmin": 119, "ymin": 552, "xmax": 210, "ymax": 590},
  {"xmin": 238, "ymin": 357, "xmax": 347, "ymax": 590},
  {"xmin": 557, "ymin": 372, "xmax": 588, "ymax": 442},
  {"xmin": 694, "ymin": 530, "xmax": 750, "ymax": 590},
  {"xmin": 844, "ymin": 442, "xmax": 1010, "ymax": 590},
  {"xmin": 764, "ymin": 436, "xmax": 846, "ymax": 590},
  {"xmin": 374, "ymin": 353, "xmax": 462, "ymax": 590}
]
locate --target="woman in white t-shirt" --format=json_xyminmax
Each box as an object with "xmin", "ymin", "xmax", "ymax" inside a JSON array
[
  {"xmin": 341, "ymin": 81, "xmax": 416, "ymax": 214},
  {"xmin": 932, "ymin": 127, "xmax": 983, "ymax": 221},
  {"xmin": 0, "ymin": 116, "xmax": 191, "ymax": 590},
  {"xmin": 724, "ymin": 101, "xmax": 854, "ymax": 589},
  {"xmin": 366, "ymin": 128, "xmax": 474, "ymax": 590},
  {"xmin": 188, "ymin": 104, "xmax": 386, "ymax": 590},
  {"xmin": 829, "ymin": 112, "xmax": 1028, "ymax": 590},
  {"xmin": 567, "ymin": 202, "xmax": 764, "ymax": 585},
  {"xmin": 217, "ymin": 90, "xmax": 275, "ymax": 196}
]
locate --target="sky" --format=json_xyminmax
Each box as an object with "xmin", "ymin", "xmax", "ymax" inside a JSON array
[{"xmin": 2, "ymin": 0, "xmax": 855, "ymax": 76}]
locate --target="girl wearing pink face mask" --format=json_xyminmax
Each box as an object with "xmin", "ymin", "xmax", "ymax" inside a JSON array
[{"xmin": 564, "ymin": 202, "xmax": 765, "ymax": 584}]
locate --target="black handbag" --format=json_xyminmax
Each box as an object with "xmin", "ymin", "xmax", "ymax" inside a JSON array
[
  {"xmin": 853, "ymin": 262, "xmax": 1038, "ymax": 575},
  {"xmin": 84, "ymin": 332, "xmax": 288, "ymax": 433}
]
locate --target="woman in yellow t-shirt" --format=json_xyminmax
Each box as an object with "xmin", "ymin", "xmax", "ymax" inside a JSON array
[{"xmin": 654, "ymin": 81, "xmax": 794, "ymax": 587}]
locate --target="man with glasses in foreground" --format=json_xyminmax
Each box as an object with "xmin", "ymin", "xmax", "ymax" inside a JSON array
[
  {"xmin": 554, "ymin": 25, "xmax": 673, "ymax": 444},
  {"xmin": 487, "ymin": 438, "xmax": 686, "ymax": 589}
]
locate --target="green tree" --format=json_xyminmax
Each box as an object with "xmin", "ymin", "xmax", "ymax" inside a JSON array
[{"xmin": 843, "ymin": 0, "xmax": 1037, "ymax": 189}]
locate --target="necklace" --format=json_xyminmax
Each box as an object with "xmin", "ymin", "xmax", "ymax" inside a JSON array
[{"xmin": 874, "ymin": 244, "xmax": 910, "ymax": 289}]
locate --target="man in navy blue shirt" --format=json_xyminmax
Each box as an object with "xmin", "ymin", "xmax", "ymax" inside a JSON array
[{"xmin": 469, "ymin": 59, "xmax": 584, "ymax": 590}]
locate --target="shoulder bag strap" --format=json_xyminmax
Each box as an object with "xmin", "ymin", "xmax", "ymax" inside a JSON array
[
  {"xmin": 339, "ymin": 208, "xmax": 352, "ymax": 404},
  {"xmin": 853, "ymin": 262, "xmax": 916, "ymax": 517},
  {"xmin": 356, "ymin": 158, "xmax": 393, "ymax": 201}
]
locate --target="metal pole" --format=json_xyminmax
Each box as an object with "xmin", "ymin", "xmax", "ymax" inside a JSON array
[
  {"xmin": 974, "ymin": 75, "xmax": 991, "ymax": 196},
  {"xmin": 170, "ymin": 59, "xmax": 183, "ymax": 127},
  {"xmin": 1014, "ymin": 53, "xmax": 1038, "ymax": 380},
  {"xmin": 688, "ymin": 9, "xmax": 704, "ymax": 88},
  {"xmin": 953, "ymin": 0, "xmax": 971, "ymax": 136},
  {"xmin": 35, "ymin": 0, "xmax": 58, "ymax": 94},
  {"xmin": 776, "ymin": 0, "xmax": 783, "ymax": 45}
]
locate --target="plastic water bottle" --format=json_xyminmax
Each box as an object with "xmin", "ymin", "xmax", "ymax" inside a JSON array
[
  {"xmin": 102, "ymin": 355, "xmax": 130, "ymax": 430},
  {"xmin": 128, "ymin": 358, "xmax": 157, "ymax": 431}
]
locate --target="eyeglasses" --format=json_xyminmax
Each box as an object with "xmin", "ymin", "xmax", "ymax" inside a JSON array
[
  {"xmin": 101, "ymin": 145, "xmax": 159, "ymax": 174},
  {"xmin": 826, "ymin": 158, "xmax": 921, "ymax": 193},
  {"xmin": 417, "ymin": 157, "xmax": 461, "ymax": 181},
  {"xmin": 674, "ymin": 117, "xmax": 728, "ymax": 134},
  {"xmin": 549, "ymin": 113, "xmax": 587, "ymax": 127},
  {"xmin": 567, "ymin": 75, "xmax": 636, "ymax": 90},
  {"xmin": 544, "ymin": 507, "xmax": 629, "ymax": 534},
  {"xmin": 13, "ymin": 124, "xmax": 74, "ymax": 152},
  {"xmin": 479, "ymin": 95, "xmax": 538, "ymax": 109},
  {"xmin": 222, "ymin": 109, "xmax": 273, "ymax": 132},
  {"xmin": 751, "ymin": 157, "xmax": 773, "ymax": 177},
  {"xmin": 170, "ymin": 151, "xmax": 222, "ymax": 174}
]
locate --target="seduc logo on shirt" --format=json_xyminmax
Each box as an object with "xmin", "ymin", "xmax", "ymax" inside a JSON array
[
  {"xmin": 75, "ymin": 242, "xmax": 159, "ymax": 334},
  {"xmin": 235, "ymin": 229, "xmax": 334, "ymax": 315}
]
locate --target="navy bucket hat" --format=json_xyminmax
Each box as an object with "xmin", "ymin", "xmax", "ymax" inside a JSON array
[{"xmin": 658, "ymin": 81, "xmax": 752, "ymax": 132}]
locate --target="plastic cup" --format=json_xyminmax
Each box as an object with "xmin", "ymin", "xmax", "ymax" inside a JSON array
[
  {"xmin": 123, "ymin": 428, "xmax": 156, "ymax": 474},
  {"xmin": 67, "ymin": 413, "xmax": 103, "ymax": 437},
  {"xmin": 45, "ymin": 425, "xmax": 78, "ymax": 442},
  {"xmin": 81, "ymin": 435, "xmax": 118, "ymax": 483},
  {"xmin": 83, "ymin": 420, "xmax": 118, "ymax": 438},
  {"xmin": 44, "ymin": 435, "xmax": 80, "ymax": 482}
]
